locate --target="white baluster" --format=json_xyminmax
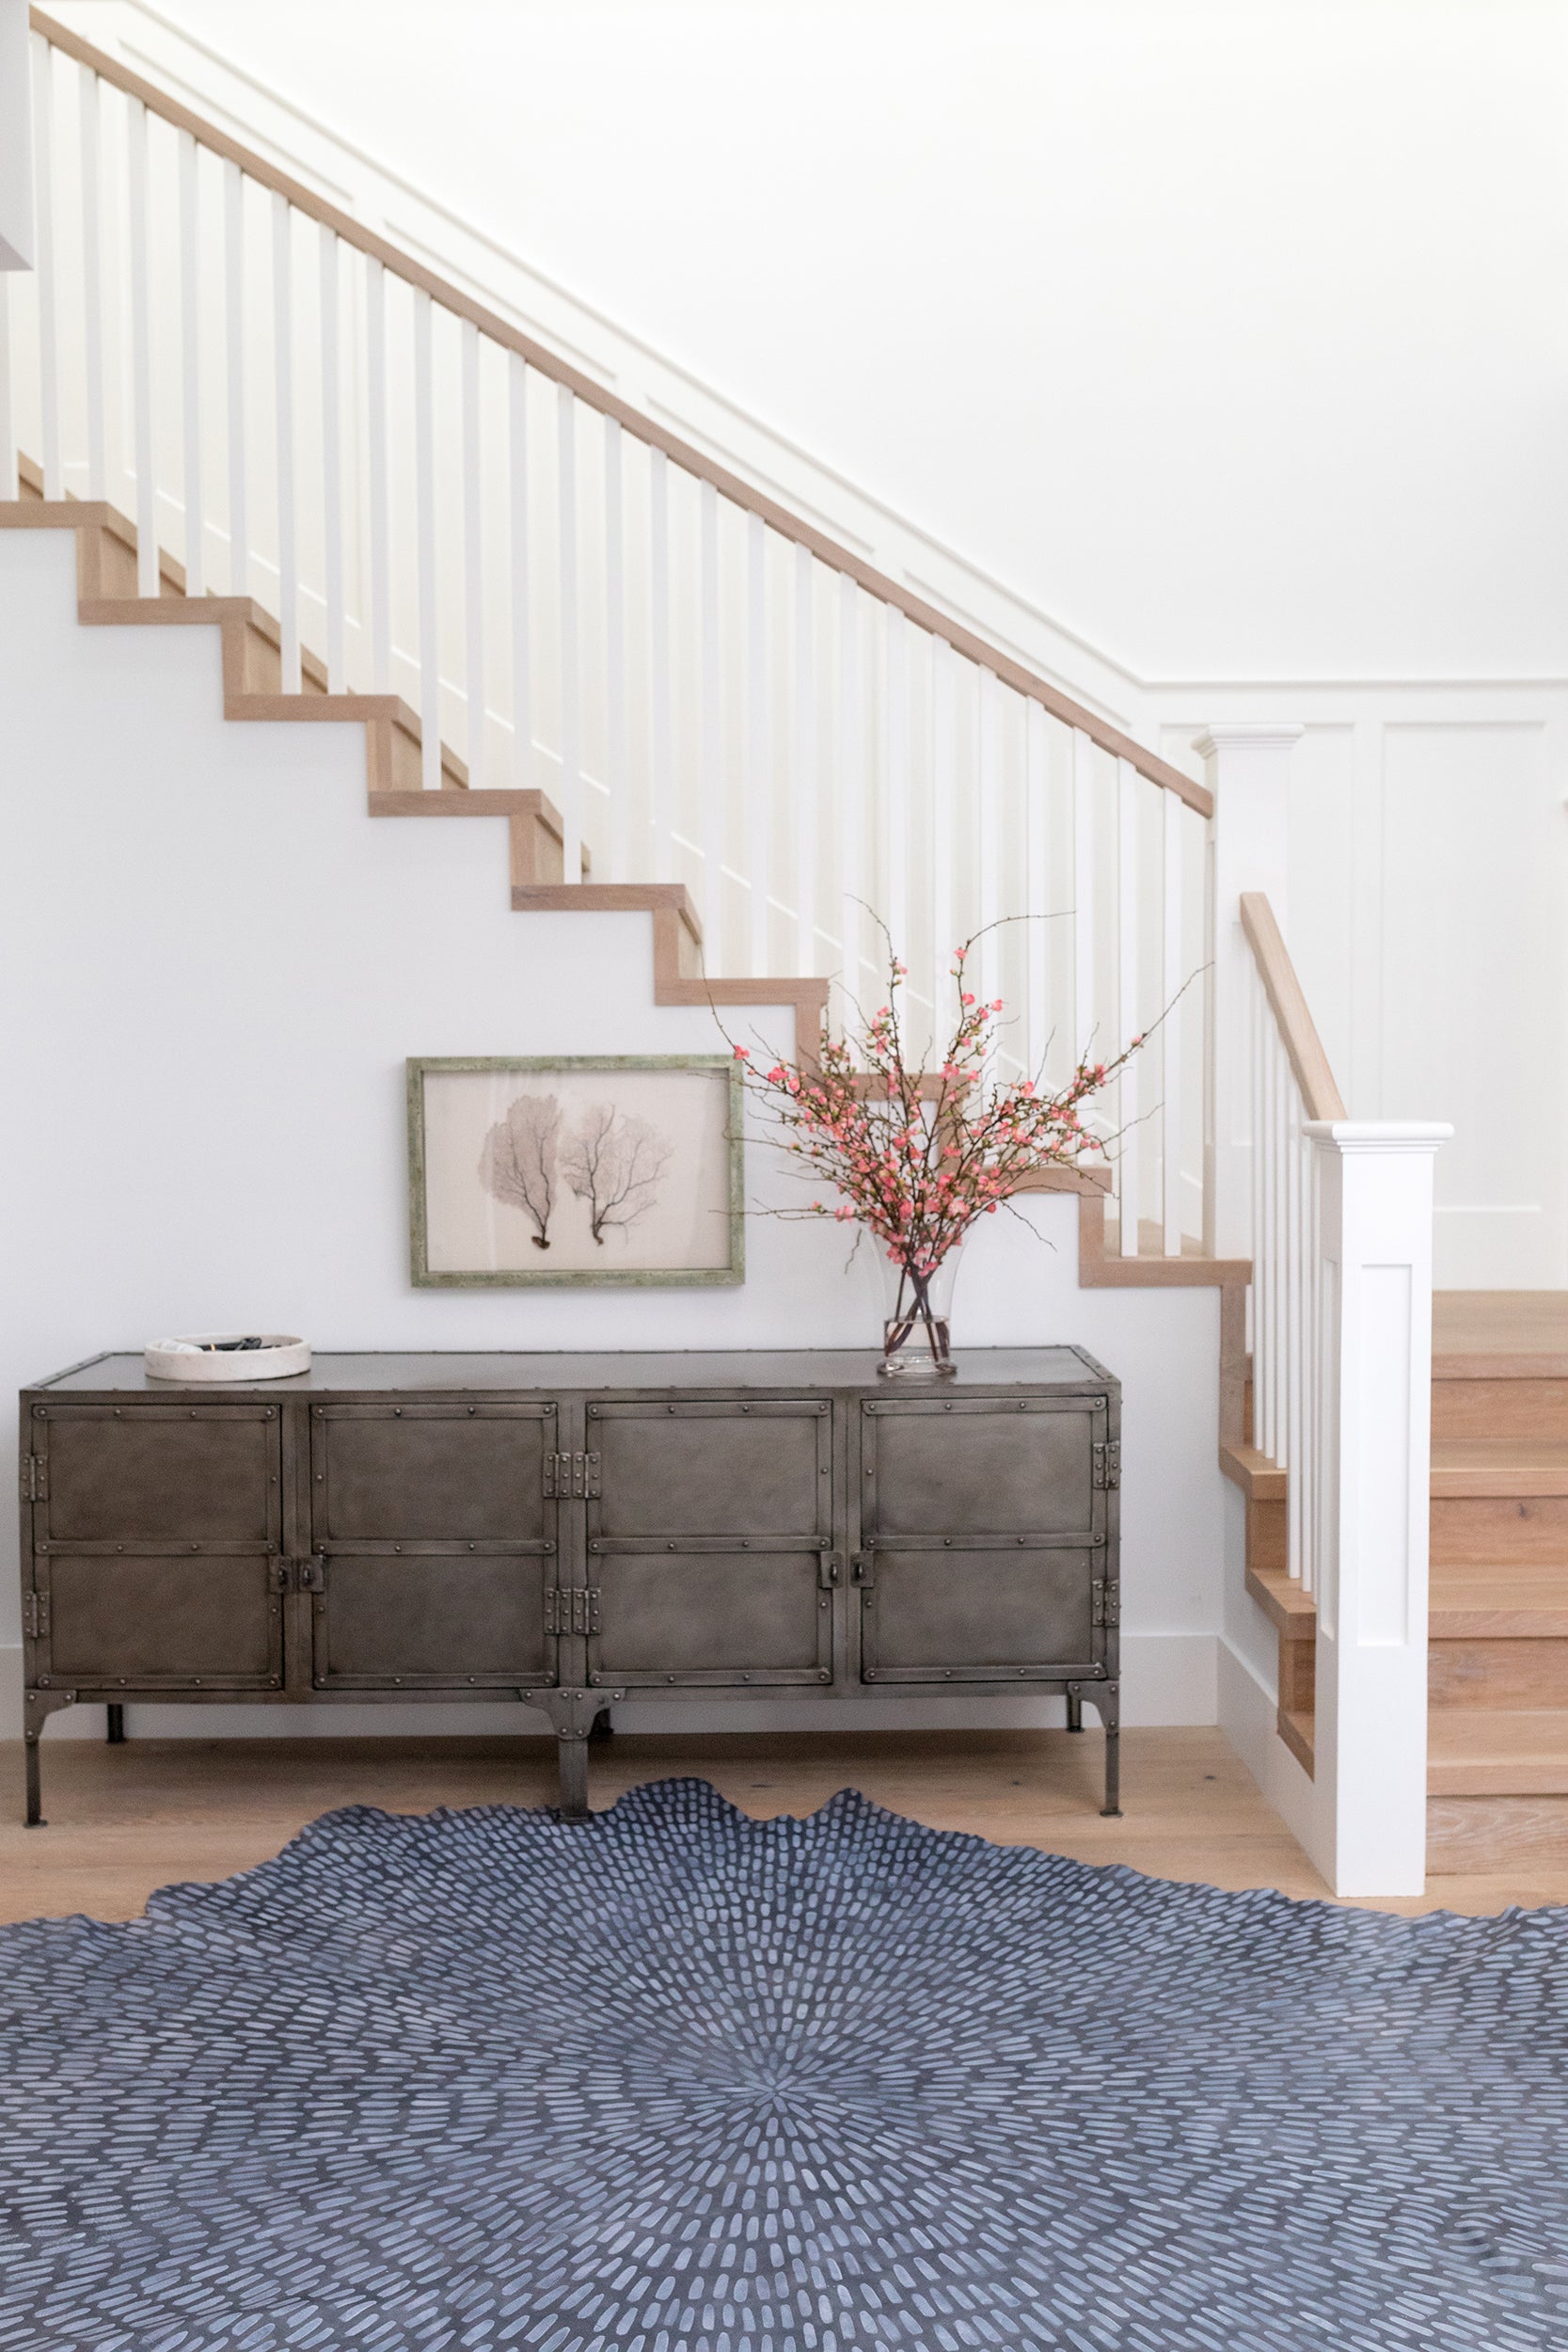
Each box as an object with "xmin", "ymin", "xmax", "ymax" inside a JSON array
[
  {"xmin": 32, "ymin": 37, "xmax": 60, "ymax": 501},
  {"xmin": 0, "ymin": 275, "xmax": 14, "ymax": 501},
  {"xmin": 319, "ymin": 227, "xmax": 344, "ymax": 691},
  {"xmin": 460, "ymin": 318, "xmax": 483, "ymax": 781},
  {"xmin": 1117, "ymin": 758, "xmax": 1140, "ymax": 1255},
  {"xmin": 837, "ymin": 572, "xmax": 863, "ymax": 1005},
  {"xmin": 972, "ymin": 670, "xmax": 999, "ymax": 1019},
  {"xmin": 128, "ymin": 100, "xmax": 158, "ymax": 596},
  {"xmin": 178, "ymin": 132, "xmax": 203, "ymax": 596},
  {"xmin": 882, "ymin": 606, "xmax": 909, "ymax": 978},
  {"xmin": 1257, "ymin": 1013, "xmax": 1275, "ymax": 1463},
  {"xmin": 1162, "ymin": 788, "xmax": 1183, "ymax": 1253},
  {"xmin": 224, "ymin": 161, "xmax": 247, "ymax": 598},
  {"xmin": 1071, "ymin": 728, "xmax": 1095, "ymax": 1069},
  {"xmin": 79, "ymin": 68, "xmax": 106, "ymax": 501},
  {"xmin": 507, "ymin": 350, "xmax": 530, "ymax": 783},
  {"xmin": 413, "ymin": 286, "xmax": 437, "ymax": 786},
  {"xmin": 556, "ymin": 385, "xmax": 581, "ymax": 877},
  {"xmin": 364, "ymin": 259, "xmax": 389, "ymax": 688},
  {"xmin": 1024, "ymin": 702, "xmax": 1049, "ymax": 1081},
  {"xmin": 793, "ymin": 545, "xmax": 816, "ymax": 973},
  {"xmin": 271, "ymin": 192, "xmax": 299, "ymax": 687},
  {"xmin": 931, "ymin": 636, "xmax": 956, "ymax": 1042},
  {"xmin": 1305, "ymin": 1136, "xmax": 1322, "ymax": 1596},
  {"xmin": 700, "ymin": 478, "xmax": 722, "ymax": 968},
  {"xmin": 648, "ymin": 445, "xmax": 673, "ymax": 882},
  {"xmin": 1297, "ymin": 1077, "xmax": 1307, "ymax": 1571},
  {"xmin": 746, "ymin": 514, "xmax": 769, "ymax": 972},
  {"xmin": 1275, "ymin": 1032, "xmax": 1291, "ymax": 1465},
  {"xmin": 605, "ymin": 417, "xmax": 627, "ymax": 882}
]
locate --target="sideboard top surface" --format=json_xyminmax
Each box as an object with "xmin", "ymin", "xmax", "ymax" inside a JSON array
[{"xmin": 28, "ymin": 1345, "xmax": 1113, "ymax": 1398}]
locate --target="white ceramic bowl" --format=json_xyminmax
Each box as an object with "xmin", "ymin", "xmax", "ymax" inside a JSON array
[{"xmin": 144, "ymin": 1334, "xmax": 311, "ymax": 1383}]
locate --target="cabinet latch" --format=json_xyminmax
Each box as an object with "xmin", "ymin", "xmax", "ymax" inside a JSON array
[
  {"xmin": 849, "ymin": 1552, "xmax": 876, "ymax": 1588},
  {"xmin": 23, "ymin": 1588, "xmax": 48, "ymax": 1639},
  {"xmin": 818, "ymin": 1552, "xmax": 844, "ymax": 1589},
  {"xmin": 1092, "ymin": 1577, "xmax": 1120, "ymax": 1629},
  {"xmin": 19, "ymin": 1455, "xmax": 46, "ymax": 1503},
  {"xmin": 544, "ymin": 1451, "xmax": 601, "ymax": 1501},
  {"xmin": 546, "ymin": 1587, "xmax": 601, "ymax": 1637},
  {"xmin": 1092, "ymin": 1441, "xmax": 1121, "ymax": 1491},
  {"xmin": 271, "ymin": 1556, "xmax": 325, "ymax": 1594}
]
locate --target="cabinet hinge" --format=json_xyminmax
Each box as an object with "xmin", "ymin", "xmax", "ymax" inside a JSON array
[
  {"xmin": 546, "ymin": 1587, "xmax": 601, "ymax": 1637},
  {"xmin": 1092, "ymin": 1577, "xmax": 1120, "ymax": 1629},
  {"xmin": 23, "ymin": 1588, "xmax": 49, "ymax": 1640},
  {"xmin": 1092, "ymin": 1440, "xmax": 1121, "ymax": 1491},
  {"xmin": 543, "ymin": 1451, "xmax": 601, "ymax": 1501},
  {"xmin": 19, "ymin": 1454, "xmax": 46, "ymax": 1503}
]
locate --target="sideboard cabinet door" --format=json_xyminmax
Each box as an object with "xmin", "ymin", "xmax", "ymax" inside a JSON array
[
  {"xmin": 858, "ymin": 1396, "xmax": 1108, "ymax": 1683},
  {"xmin": 583, "ymin": 1399, "xmax": 834, "ymax": 1686},
  {"xmin": 29, "ymin": 1405, "xmax": 283, "ymax": 1691},
  {"xmin": 305, "ymin": 1404, "xmax": 559, "ymax": 1690}
]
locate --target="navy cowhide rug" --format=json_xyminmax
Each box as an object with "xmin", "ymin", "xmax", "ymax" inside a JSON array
[{"xmin": 1, "ymin": 1780, "xmax": 1566, "ymax": 2352}]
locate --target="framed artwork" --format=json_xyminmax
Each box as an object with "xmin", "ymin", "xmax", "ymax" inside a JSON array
[{"xmin": 407, "ymin": 1055, "xmax": 744, "ymax": 1288}]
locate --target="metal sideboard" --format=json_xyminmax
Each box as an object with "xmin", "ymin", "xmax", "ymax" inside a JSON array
[{"xmin": 18, "ymin": 1348, "xmax": 1122, "ymax": 1825}]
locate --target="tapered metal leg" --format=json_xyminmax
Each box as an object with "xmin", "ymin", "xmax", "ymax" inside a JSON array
[
  {"xmin": 1066, "ymin": 1692, "xmax": 1084, "ymax": 1734},
  {"xmin": 105, "ymin": 1704, "xmax": 126, "ymax": 1744},
  {"xmin": 557, "ymin": 1734, "xmax": 591, "ymax": 1822},
  {"xmin": 23, "ymin": 1690, "xmax": 74, "ymax": 1826},
  {"xmin": 1102, "ymin": 1724, "xmax": 1121, "ymax": 1819}
]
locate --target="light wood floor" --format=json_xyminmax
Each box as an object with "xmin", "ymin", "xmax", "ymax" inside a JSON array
[{"xmin": 3, "ymin": 1728, "xmax": 1563, "ymax": 1924}]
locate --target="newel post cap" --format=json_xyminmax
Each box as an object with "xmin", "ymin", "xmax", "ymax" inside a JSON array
[{"xmin": 1302, "ymin": 1120, "xmax": 1454, "ymax": 1153}]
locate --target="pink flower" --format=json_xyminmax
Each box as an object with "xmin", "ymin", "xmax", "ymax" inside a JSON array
[{"xmin": 733, "ymin": 1044, "xmax": 751, "ymax": 1059}]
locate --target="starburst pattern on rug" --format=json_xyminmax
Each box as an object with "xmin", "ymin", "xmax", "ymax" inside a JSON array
[{"xmin": 2, "ymin": 1781, "xmax": 1567, "ymax": 2351}]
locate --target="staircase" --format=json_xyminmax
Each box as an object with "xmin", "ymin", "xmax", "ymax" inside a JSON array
[
  {"xmin": 1234, "ymin": 1293, "xmax": 1568, "ymax": 1875},
  {"xmin": 1429, "ymin": 1294, "xmax": 1568, "ymax": 1869}
]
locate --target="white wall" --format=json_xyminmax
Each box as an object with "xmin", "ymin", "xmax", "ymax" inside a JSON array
[
  {"xmin": 1156, "ymin": 693, "xmax": 1568, "ymax": 1289},
  {"xmin": 0, "ymin": 527, "xmax": 1227, "ymax": 1741}
]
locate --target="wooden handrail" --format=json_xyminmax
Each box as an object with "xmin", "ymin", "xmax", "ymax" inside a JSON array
[
  {"xmin": 1239, "ymin": 892, "xmax": 1346, "ymax": 1121},
  {"xmin": 29, "ymin": 6, "xmax": 1211, "ymax": 818}
]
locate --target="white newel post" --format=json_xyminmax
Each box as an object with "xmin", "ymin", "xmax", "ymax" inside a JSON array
[
  {"xmin": 1195, "ymin": 724, "xmax": 1303, "ymax": 1258},
  {"xmin": 1307, "ymin": 1120, "xmax": 1450, "ymax": 1898}
]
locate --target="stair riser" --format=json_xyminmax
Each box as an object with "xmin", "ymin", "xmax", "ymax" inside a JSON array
[
  {"xmin": 1429, "ymin": 1639, "xmax": 1568, "ymax": 1709},
  {"xmin": 1431, "ymin": 1378, "xmax": 1568, "ymax": 1442},
  {"xmin": 1428, "ymin": 1795, "xmax": 1568, "ymax": 1871},
  {"xmin": 1431, "ymin": 1496, "xmax": 1568, "ymax": 1565}
]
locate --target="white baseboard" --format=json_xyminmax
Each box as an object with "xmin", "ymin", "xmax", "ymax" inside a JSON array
[
  {"xmin": 1215, "ymin": 1636, "xmax": 1317, "ymax": 1860},
  {"xmin": 0, "ymin": 1634, "xmax": 1217, "ymax": 1742}
]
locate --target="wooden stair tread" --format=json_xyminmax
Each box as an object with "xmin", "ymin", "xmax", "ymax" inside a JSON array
[
  {"xmin": 1430, "ymin": 1438, "xmax": 1568, "ymax": 1497},
  {"xmin": 1428, "ymin": 1709, "xmax": 1568, "ymax": 1796},
  {"xmin": 1433, "ymin": 1292, "xmax": 1568, "ymax": 1379},
  {"xmin": 1432, "ymin": 1569, "xmax": 1568, "ymax": 1639}
]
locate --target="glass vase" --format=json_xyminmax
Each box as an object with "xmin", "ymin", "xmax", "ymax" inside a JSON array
[{"xmin": 877, "ymin": 1245, "xmax": 964, "ymax": 1378}]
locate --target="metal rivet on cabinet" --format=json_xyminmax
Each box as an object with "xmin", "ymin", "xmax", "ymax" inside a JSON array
[
  {"xmin": 817, "ymin": 1669, "xmax": 830, "ymax": 1681},
  {"xmin": 32, "ymin": 1406, "xmax": 44, "ymax": 1418}
]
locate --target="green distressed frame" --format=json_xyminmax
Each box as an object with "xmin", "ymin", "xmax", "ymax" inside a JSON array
[{"xmin": 407, "ymin": 1054, "xmax": 746, "ymax": 1288}]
